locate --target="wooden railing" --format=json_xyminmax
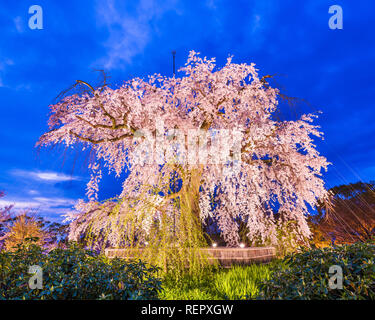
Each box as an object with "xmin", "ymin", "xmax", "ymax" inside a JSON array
[{"xmin": 105, "ymin": 247, "xmax": 276, "ymax": 267}]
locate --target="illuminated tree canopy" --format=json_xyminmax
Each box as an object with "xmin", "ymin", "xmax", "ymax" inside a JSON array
[{"xmin": 38, "ymin": 51, "xmax": 329, "ymax": 247}]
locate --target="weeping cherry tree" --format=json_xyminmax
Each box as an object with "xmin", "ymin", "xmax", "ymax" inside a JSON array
[{"xmin": 38, "ymin": 51, "xmax": 329, "ymax": 258}]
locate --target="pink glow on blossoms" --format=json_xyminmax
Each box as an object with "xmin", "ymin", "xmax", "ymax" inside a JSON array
[{"xmin": 39, "ymin": 51, "xmax": 330, "ymax": 246}]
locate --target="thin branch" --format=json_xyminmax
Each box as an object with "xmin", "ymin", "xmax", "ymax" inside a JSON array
[
  {"xmin": 76, "ymin": 80, "xmax": 117, "ymax": 128},
  {"xmin": 70, "ymin": 131, "xmax": 133, "ymax": 145}
]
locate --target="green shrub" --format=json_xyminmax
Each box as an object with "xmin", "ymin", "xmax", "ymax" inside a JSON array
[
  {"xmin": 259, "ymin": 241, "xmax": 375, "ymax": 299},
  {"xmin": 0, "ymin": 241, "xmax": 162, "ymax": 300}
]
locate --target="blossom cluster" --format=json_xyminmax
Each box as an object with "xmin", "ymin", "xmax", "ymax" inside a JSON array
[{"xmin": 39, "ymin": 51, "xmax": 330, "ymax": 246}]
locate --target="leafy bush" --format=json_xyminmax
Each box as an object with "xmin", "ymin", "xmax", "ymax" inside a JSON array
[
  {"xmin": 0, "ymin": 241, "xmax": 162, "ymax": 300},
  {"xmin": 259, "ymin": 241, "xmax": 375, "ymax": 299}
]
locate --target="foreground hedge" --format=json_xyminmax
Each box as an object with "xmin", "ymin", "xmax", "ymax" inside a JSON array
[
  {"xmin": 0, "ymin": 243, "xmax": 162, "ymax": 300},
  {"xmin": 259, "ymin": 241, "xmax": 375, "ymax": 299}
]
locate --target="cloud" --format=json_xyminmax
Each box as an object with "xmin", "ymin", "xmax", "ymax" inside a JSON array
[
  {"xmin": 54, "ymin": 180, "xmax": 86, "ymax": 192},
  {"xmin": 245, "ymin": 1, "xmax": 279, "ymax": 49},
  {"xmin": 33, "ymin": 172, "xmax": 76, "ymax": 182},
  {"xmin": 3, "ymin": 170, "xmax": 81, "ymax": 221},
  {"xmin": 251, "ymin": 15, "xmax": 262, "ymax": 33},
  {"xmin": 205, "ymin": 0, "xmax": 217, "ymax": 10},
  {"xmin": 0, "ymin": 199, "xmax": 39, "ymax": 209},
  {"xmin": 0, "ymin": 196, "xmax": 76, "ymax": 221},
  {"xmin": 0, "ymin": 59, "xmax": 13, "ymax": 70},
  {"xmin": 0, "ymin": 58, "xmax": 14, "ymax": 88},
  {"xmin": 13, "ymin": 16, "xmax": 24, "ymax": 33},
  {"xmin": 10, "ymin": 170, "xmax": 81, "ymax": 182},
  {"xmin": 95, "ymin": 0, "xmax": 177, "ymax": 69}
]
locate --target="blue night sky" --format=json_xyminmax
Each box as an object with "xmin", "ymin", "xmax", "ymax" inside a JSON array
[{"xmin": 0, "ymin": 0, "xmax": 374, "ymax": 221}]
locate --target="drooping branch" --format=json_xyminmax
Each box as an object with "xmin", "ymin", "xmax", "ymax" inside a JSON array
[
  {"xmin": 76, "ymin": 80, "xmax": 117, "ymax": 128},
  {"xmin": 69, "ymin": 130, "xmax": 133, "ymax": 145},
  {"xmin": 38, "ymin": 51, "xmax": 329, "ymax": 248}
]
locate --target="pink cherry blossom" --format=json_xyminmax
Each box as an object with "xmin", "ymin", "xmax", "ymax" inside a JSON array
[{"xmin": 39, "ymin": 51, "xmax": 330, "ymax": 247}]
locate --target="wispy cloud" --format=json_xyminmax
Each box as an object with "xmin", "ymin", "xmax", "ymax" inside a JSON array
[
  {"xmin": 33, "ymin": 172, "xmax": 77, "ymax": 182},
  {"xmin": 205, "ymin": 0, "xmax": 217, "ymax": 10},
  {"xmin": 0, "ymin": 199, "xmax": 39, "ymax": 209},
  {"xmin": 10, "ymin": 170, "xmax": 81, "ymax": 182},
  {"xmin": 95, "ymin": 0, "xmax": 177, "ymax": 69},
  {"xmin": 245, "ymin": 1, "xmax": 279, "ymax": 50},
  {"xmin": 0, "ymin": 196, "xmax": 76, "ymax": 221},
  {"xmin": 32, "ymin": 197, "xmax": 76, "ymax": 205},
  {"xmin": 0, "ymin": 59, "xmax": 13, "ymax": 70},
  {"xmin": 0, "ymin": 58, "xmax": 14, "ymax": 88},
  {"xmin": 2, "ymin": 170, "xmax": 81, "ymax": 221},
  {"xmin": 13, "ymin": 16, "xmax": 25, "ymax": 33},
  {"xmin": 251, "ymin": 14, "xmax": 262, "ymax": 34}
]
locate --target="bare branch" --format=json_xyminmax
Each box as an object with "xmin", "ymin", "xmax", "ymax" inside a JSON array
[{"xmin": 70, "ymin": 131, "xmax": 133, "ymax": 145}]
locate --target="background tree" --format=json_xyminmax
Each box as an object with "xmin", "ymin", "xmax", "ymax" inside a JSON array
[
  {"xmin": 4, "ymin": 213, "xmax": 48, "ymax": 251},
  {"xmin": 0, "ymin": 191, "xmax": 13, "ymax": 250},
  {"xmin": 38, "ymin": 51, "xmax": 329, "ymax": 249},
  {"xmin": 310, "ymin": 181, "xmax": 375, "ymax": 245},
  {"xmin": 0, "ymin": 192, "xmax": 68, "ymax": 251}
]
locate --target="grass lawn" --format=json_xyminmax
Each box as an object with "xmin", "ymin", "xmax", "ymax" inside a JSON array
[{"xmin": 159, "ymin": 262, "xmax": 279, "ymax": 300}]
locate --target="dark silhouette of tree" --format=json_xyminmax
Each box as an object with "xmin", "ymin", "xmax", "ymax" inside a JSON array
[
  {"xmin": 0, "ymin": 191, "xmax": 13, "ymax": 250},
  {"xmin": 310, "ymin": 181, "xmax": 375, "ymax": 244}
]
